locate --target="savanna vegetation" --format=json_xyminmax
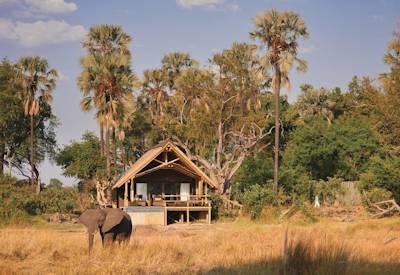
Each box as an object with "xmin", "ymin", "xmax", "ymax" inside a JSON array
[
  {"xmin": 0, "ymin": 8, "xmax": 400, "ymax": 274},
  {"xmin": 1, "ymin": 9, "xmax": 400, "ymax": 221}
]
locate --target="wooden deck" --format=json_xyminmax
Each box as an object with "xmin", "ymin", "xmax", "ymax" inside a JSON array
[{"xmin": 122, "ymin": 195, "xmax": 211, "ymax": 225}]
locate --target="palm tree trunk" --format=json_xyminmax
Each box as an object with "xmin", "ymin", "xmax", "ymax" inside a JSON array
[
  {"xmin": 30, "ymin": 115, "xmax": 35, "ymax": 186},
  {"xmin": 273, "ymin": 64, "xmax": 281, "ymax": 194},
  {"xmin": 105, "ymin": 122, "xmax": 111, "ymax": 175},
  {"xmin": 112, "ymin": 127, "xmax": 117, "ymax": 167},
  {"xmin": 100, "ymin": 123, "xmax": 105, "ymax": 157},
  {"xmin": 0, "ymin": 141, "xmax": 5, "ymax": 175}
]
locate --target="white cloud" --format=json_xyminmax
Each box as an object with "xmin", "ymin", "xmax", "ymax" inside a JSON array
[
  {"xmin": 0, "ymin": 0, "xmax": 77, "ymax": 16},
  {"xmin": 0, "ymin": 18, "xmax": 85, "ymax": 46},
  {"xmin": 176, "ymin": 0, "xmax": 239, "ymax": 11},
  {"xmin": 0, "ymin": 0, "xmax": 18, "ymax": 5},
  {"xmin": 25, "ymin": 0, "xmax": 77, "ymax": 14},
  {"xmin": 176, "ymin": 0, "xmax": 224, "ymax": 8}
]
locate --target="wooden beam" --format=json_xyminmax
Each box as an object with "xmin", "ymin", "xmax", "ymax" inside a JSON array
[
  {"xmin": 171, "ymin": 163, "xmax": 199, "ymax": 179},
  {"xmin": 163, "ymin": 151, "xmax": 168, "ymax": 162},
  {"xmin": 130, "ymin": 179, "xmax": 134, "ymax": 202},
  {"xmin": 154, "ymin": 159, "xmax": 164, "ymax": 164},
  {"xmin": 199, "ymin": 180, "xmax": 204, "ymax": 196},
  {"xmin": 187, "ymin": 201, "xmax": 190, "ymax": 224},
  {"xmin": 164, "ymin": 207, "xmax": 167, "ymax": 226},
  {"xmin": 135, "ymin": 158, "xmax": 179, "ymax": 177},
  {"xmin": 124, "ymin": 182, "xmax": 128, "ymax": 207}
]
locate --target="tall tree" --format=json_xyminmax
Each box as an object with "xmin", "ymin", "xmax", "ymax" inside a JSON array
[
  {"xmin": 77, "ymin": 24, "xmax": 136, "ymax": 203},
  {"xmin": 56, "ymin": 132, "xmax": 107, "ymax": 204},
  {"xmin": 250, "ymin": 9, "xmax": 309, "ymax": 192},
  {"xmin": 16, "ymin": 56, "xmax": 57, "ymax": 193},
  {"xmin": 143, "ymin": 44, "xmax": 270, "ymax": 195}
]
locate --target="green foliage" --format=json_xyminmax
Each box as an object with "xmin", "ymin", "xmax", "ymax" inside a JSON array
[
  {"xmin": 231, "ymin": 153, "xmax": 274, "ymax": 199},
  {"xmin": 39, "ymin": 180, "xmax": 77, "ymax": 214},
  {"xmin": 362, "ymin": 187, "xmax": 393, "ymax": 206},
  {"xmin": 283, "ymin": 116, "xmax": 380, "ymax": 181},
  {"xmin": 359, "ymin": 155, "xmax": 400, "ymax": 202},
  {"xmin": 56, "ymin": 132, "xmax": 105, "ymax": 180},
  {"xmin": 313, "ymin": 177, "xmax": 344, "ymax": 205},
  {"xmin": 209, "ymin": 192, "xmax": 223, "ymax": 220},
  {"xmin": 241, "ymin": 184, "xmax": 283, "ymax": 219},
  {"xmin": 0, "ymin": 175, "xmax": 38, "ymax": 220},
  {"xmin": 0, "ymin": 175, "xmax": 77, "ymax": 224}
]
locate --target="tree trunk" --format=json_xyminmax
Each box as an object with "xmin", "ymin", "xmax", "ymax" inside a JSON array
[
  {"xmin": 105, "ymin": 122, "xmax": 111, "ymax": 175},
  {"xmin": 273, "ymin": 64, "xmax": 281, "ymax": 194},
  {"xmin": 100, "ymin": 123, "xmax": 105, "ymax": 157},
  {"xmin": 0, "ymin": 141, "xmax": 5, "ymax": 175},
  {"xmin": 104, "ymin": 122, "xmax": 112, "ymax": 205},
  {"xmin": 30, "ymin": 115, "xmax": 40, "ymax": 194}
]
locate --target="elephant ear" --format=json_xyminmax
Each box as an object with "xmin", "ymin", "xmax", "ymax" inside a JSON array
[
  {"xmin": 102, "ymin": 208, "xmax": 124, "ymax": 233},
  {"xmin": 78, "ymin": 209, "xmax": 106, "ymax": 234}
]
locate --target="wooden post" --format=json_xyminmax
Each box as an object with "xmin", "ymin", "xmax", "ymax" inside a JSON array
[
  {"xmin": 124, "ymin": 182, "xmax": 128, "ymax": 207},
  {"xmin": 130, "ymin": 179, "xmax": 134, "ymax": 202},
  {"xmin": 162, "ymin": 182, "xmax": 165, "ymax": 197},
  {"xmin": 187, "ymin": 200, "xmax": 190, "ymax": 224},
  {"xmin": 208, "ymin": 206, "xmax": 211, "ymax": 224},
  {"xmin": 199, "ymin": 180, "xmax": 204, "ymax": 196},
  {"xmin": 164, "ymin": 207, "xmax": 167, "ymax": 226}
]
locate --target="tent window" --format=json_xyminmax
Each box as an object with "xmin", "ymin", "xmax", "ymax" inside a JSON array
[
  {"xmin": 136, "ymin": 183, "xmax": 147, "ymax": 200},
  {"xmin": 180, "ymin": 183, "xmax": 190, "ymax": 201}
]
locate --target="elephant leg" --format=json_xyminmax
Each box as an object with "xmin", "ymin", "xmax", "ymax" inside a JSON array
[
  {"xmin": 103, "ymin": 233, "xmax": 115, "ymax": 247},
  {"xmin": 88, "ymin": 233, "xmax": 94, "ymax": 253},
  {"xmin": 116, "ymin": 231, "xmax": 131, "ymax": 245}
]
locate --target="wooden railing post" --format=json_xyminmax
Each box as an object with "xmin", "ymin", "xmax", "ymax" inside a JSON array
[
  {"xmin": 130, "ymin": 179, "xmax": 134, "ymax": 202},
  {"xmin": 124, "ymin": 181, "xmax": 128, "ymax": 207}
]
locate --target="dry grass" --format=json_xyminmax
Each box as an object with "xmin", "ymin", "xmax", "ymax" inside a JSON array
[{"xmin": 0, "ymin": 218, "xmax": 399, "ymax": 274}]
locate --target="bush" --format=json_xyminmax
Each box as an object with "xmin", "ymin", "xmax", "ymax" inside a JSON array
[
  {"xmin": 0, "ymin": 175, "xmax": 77, "ymax": 224},
  {"xmin": 209, "ymin": 192, "xmax": 223, "ymax": 220},
  {"xmin": 359, "ymin": 155, "xmax": 400, "ymax": 202},
  {"xmin": 362, "ymin": 187, "xmax": 393, "ymax": 204},
  {"xmin": 38, "ymin": 183, "xmax": 77, "ymax": 214},
  {"xmin": 0, "ymin": 175, "xmax": 40, "ymax": 221},
  {"xmin": 313, "ymin": 177, "xmax": 344, "ymax": 205},
  {"xmin": 241, "ymin": 184, "xmax": 284, "ymax": 219}
]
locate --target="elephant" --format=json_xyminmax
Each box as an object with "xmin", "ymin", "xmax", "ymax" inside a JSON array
[{"xmin": 78, "ymin": 208, "xmax": 132, "ymax": 252}]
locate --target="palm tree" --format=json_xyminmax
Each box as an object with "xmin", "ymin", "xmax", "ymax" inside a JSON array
[
  {"xmin": 16, "ymin": 56, "xmax": 57, "ymax": 193},
  {"xmin": 78, "ymin": 24, "xmax": 136, "ymax": 184},
  {"xmin": 250, "ymin": 9, "xmax": 308, "ymax": 193}
]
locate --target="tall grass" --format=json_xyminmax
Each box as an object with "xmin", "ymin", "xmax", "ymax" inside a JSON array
[{"xmin": 0, "ymin": 219, "xmax": 399, "ymax": 274}]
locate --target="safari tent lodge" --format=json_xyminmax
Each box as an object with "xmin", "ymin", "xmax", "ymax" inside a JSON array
[{"xmin": 112, "ymin": 140, "xmax": 217, "ymax": 225}]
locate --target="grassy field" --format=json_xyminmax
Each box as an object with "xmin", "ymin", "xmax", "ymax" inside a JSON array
[{"xmin": 0, "ymin": 217, "xmax": 399, "ymax": 274}]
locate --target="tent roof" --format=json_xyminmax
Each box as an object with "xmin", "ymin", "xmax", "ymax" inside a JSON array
[{"xmin": 112, "ymin": 140, "xmax": 217, "ymax": 189}]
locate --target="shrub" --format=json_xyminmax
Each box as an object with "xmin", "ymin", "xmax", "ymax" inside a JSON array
[
  {"xmin": 313, "ymin": 177, "xmax": 344, "ymax": 205},
  {"xmin": 38, "ymin": 183, "xmax": 77, "ymax": 214},
  {"xmin": 0, "ymin": 175, "xmax": 77, "ymax": 224},
  {"xmin": 0, "ymin": 175, "xmax": 40, "ymax": 221},
  {"xmin": 241, "ymin": 184, "xmax": 284, "ymax": 219},
  {"xmin": 359, "ymin": 155, "xmax": 400, "ymax": 202},
  {"xmin": 209, "ymin": 192, "xmax": 223, "ymax": 219},
  {"xmin": 362, "ymin": 187, "xmax": 393, "ymax": 206}
]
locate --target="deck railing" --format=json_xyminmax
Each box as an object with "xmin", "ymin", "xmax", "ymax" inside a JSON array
[
  {"xmin": 127, "ymin": 194, "xmax": 211, "ymax": 207},
  {"xmin": 162, "ymin": 195, "xmax": 211, "ymax": 207}
]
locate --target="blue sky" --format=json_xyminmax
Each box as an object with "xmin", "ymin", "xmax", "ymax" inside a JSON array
[{"xmin": 0, "ymin": 0, "xmax": 399, "ymax": 185}]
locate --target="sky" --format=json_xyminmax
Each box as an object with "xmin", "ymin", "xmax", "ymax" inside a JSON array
[{"xmin": 0, "ymin": 0, "xmax": 399, "ymax": 186}]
